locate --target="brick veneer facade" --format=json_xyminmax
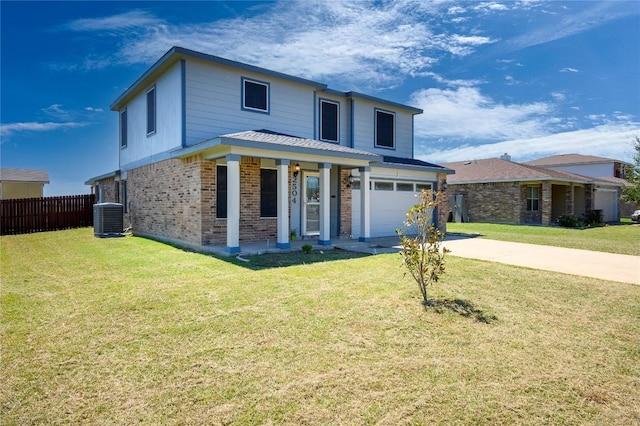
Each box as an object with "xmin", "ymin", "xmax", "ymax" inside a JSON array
[
  {"xmin": 449, "ymin": 181, "xmax": 599, "ymax": 225},
  {"xmin": 94, "ymin": 156, "xmax": 447, "ymax": 247},
  {"xmin": 339, "ymin": 168, "xmax": 353, "ymax": 238}
]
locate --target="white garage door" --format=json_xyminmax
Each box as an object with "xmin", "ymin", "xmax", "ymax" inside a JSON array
[
  {"xmin": 352, "ymin": 181, "xmax": 433, "ymax": 238},
  {"xmin": 594, "ymin": 189, "xmax": 617, "ymax": 222}
]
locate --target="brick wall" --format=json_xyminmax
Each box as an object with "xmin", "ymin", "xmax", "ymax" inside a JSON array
[
  {"xmin": 127, "ymin": 155, "xmax": 206, "ymax": 245},
  {"xmin": 451, "ymin": 181, "xmax": 523, "ymax": 224},
  {"xmin": 437, "ymin": 173, "xmax": 448, "ymax": 232},
  {"xmin": 340, "ymin": 168, "xmax": 352, "ymax": 237}
]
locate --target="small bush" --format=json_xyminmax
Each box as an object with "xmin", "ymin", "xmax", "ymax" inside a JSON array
[
  {"xmin": 557, "ymin": 214, "xmax": 583, "ymax": 228},
  {"xmin": 584, "ymin": 210, "xmax": 604, "ymax": 226},
  {"xmin": 301, "ymin": 243, "xmax": 313, "ymax": 254}
]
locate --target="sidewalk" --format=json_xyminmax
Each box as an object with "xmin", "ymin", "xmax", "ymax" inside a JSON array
[{"xmin": 439, "ymin": 236, "xmax": 640, "ymax": 285}]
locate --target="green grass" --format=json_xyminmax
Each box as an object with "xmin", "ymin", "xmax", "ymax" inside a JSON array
[
  {"xmin": 446, "ymin": 222, "xmax": 640, "ymax": 256},
  {"xmin": 2, "ymin": 229, "xmax": 640, "ymax": 425}
]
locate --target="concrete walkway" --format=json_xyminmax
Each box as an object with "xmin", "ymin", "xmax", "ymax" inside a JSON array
[
  {"xmin": 439, "ymin": 236, "xmax": 640, "ymax": 285},
  {"xmin": 338, "ymin": 235, "xmax": 639, "ymax": 285}
]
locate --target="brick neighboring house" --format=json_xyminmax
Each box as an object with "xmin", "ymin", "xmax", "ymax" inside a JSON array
[
  {"xmin": 525, "ymin": 153, "xmax": 636, "ymax": 219},
  {"xmin": 0, "ymin": 168, "xmax": 49, "ymax": 199},
  {"xmin": 86, "ymin": 46, "xmax": 453, "ymax": 253},
  {"xmin": 443, "ymin": 156, "xmax": 623, "ymax": 225}
]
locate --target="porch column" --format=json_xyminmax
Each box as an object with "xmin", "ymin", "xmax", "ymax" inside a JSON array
[
  {"xmin": 359, "ymin": 166, "xmax": 371, "ymax": 242},
  {"xmin": 541, "ymin": 182, "xmax": 552, "ymax": 226},
  {"xmin": 226, "ymin": 154, "xmax": 241, "ymax": 253},
  {"xmin": 276, "ymin": 159, "xmax": 290, "ymax": 249},
  {"xmin": 318, "ymin": 163, "xmax": 332, "ymax": 245}
]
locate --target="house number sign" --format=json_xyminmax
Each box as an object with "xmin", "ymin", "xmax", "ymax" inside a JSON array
[{"xmin": 291, "ymin": 174, "xmax": 298, "ymax": 204}]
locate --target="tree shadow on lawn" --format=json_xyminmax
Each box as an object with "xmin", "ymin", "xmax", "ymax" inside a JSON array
[
  {"xmin": 226, "ymin": 248, "xmax": 372, "ymax": 271},
  {"xmin": 424, "ymin": 298, "xmax": 498, "ymax": 324}
]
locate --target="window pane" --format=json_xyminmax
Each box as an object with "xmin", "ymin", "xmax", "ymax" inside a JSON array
[
  {"xmin": 396, "ymin": 182, "xmax": 414, "ymax": 191},
  {"xmin": 260, "ymin": 169, "xmax": 277, "ymax": 217},
  {"xmin": 216, "ymin": 166, "xmax": 227, "ymax": 219},
  {"xmin": 351, "ymin": 180, "xmax": 360, "ymax": 190},
  {"xmin": 416, "ymin": 183, "xmax": 432, "ymax": 191},
  {"xmin": 244, "ymin": 80, "xmax": 268, "ymax": 111},
  {"xmin": 147, "ymin": 87, "xmax": 156, "ymax": 134},
  {"xmin": 374, "ymin": 181, "xmax": 394, "ymax": 191},
  {"xmin": 120, "ymin": 109, "xmax": 127, "ymax": 147},
  {"xmin": 321, "ymin": 101, "xmax": 338, "ymax": 141},
  {"xmin": 376, "ymin": 110, "xmax": 394, "ymax": 148}
]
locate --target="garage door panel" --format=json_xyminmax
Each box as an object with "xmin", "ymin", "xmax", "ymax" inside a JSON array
[{"xmin": 352, "ymin": 187, "xmax": 430, "ymax": 238}]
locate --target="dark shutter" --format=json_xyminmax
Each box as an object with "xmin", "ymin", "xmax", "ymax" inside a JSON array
[
  {"xmin": 216, "ymin": 166, "xmax": 227, "ymax": 219},
  {"xmin": 260, "ymin": 169, "xmax": 277, "ymax": 218}
]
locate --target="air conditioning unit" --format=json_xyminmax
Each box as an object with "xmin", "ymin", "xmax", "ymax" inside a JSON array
[{"xmin": 93, "ymin": 203, "xmax": 124, "ymax": 237}]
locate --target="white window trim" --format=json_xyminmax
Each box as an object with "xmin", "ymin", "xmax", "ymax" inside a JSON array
[
  {"xmin": 319, "ymin": 98, "xmax": 340, "ymax": 143},
  {"xmin": 241, "ymin": 77, "xmax": 270, "ymax": 114},
  {"xmin": 146, "ymin": 85, "xmax": 156, "ymax": 136},
  {"xmin": 120, "ymin": 108, "xmax": 127, "ymax": 149},
  {"xmin": 374, "ymin": 108, "xmax": 396, "ymax": 150}
]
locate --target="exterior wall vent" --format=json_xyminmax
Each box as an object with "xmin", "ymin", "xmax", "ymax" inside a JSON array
[{"xmin": 93, "ymin": 203, "xmax": 124, "ymax": 237}]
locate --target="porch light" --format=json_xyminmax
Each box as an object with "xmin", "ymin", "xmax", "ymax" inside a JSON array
[
  {"xmin": 442, "ymin": 182, "xmax": 448, "ymax": 191},
  {"xmin": 293, "ymin": 163, "xmax": 301, "ymax": 178}
]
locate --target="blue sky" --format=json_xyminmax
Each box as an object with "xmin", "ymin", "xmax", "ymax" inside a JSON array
[{"xmin": 1, "ymin": 0, "xmax": 639, "ymax": 195}]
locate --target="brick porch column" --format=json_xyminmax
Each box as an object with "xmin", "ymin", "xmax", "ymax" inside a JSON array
[
  {"xmin": 541, "ymin": 182, "xmax": 552, "ymax": 225},
  {"xmin": 226, "ymin": 154, "xmax": 241, "ymax": 253},
  {"xmin": 276, "ymin": 159, "xmax": 290, "ymax": 249},
  {"xmin": 359, "ymin": 166, "xmax": 371, "ymax": 242},
  {"xmin": 318, "ymin": 163, "xmax": 332, "ymax": 245}
]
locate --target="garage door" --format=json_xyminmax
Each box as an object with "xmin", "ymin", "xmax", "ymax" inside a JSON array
[
  {"xmin": 594, "ymin": 189, "xmax": 617, "ymax": 222},
  {"xmin": 352, "ymin": 181, "xmax": 433, "ymax": 238}
]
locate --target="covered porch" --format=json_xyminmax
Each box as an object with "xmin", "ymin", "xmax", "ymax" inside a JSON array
[{"xmin": 177, "ymin": 130, "xmax": 380, "ymax": 253}]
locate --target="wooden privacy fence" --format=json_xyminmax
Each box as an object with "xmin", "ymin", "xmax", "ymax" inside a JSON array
[{"xmin": 1, "ymin": 194, "xmax": 95, "ymax": 235}]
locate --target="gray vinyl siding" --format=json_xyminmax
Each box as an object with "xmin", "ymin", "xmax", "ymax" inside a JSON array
[
  {"xmin": 119, "ymin": 62, "xmax": 183, "ymax": 169},
  {"xmin": 351, "ymin": 99, "xmax": 413, "ymax": 158},
  {"xmin": 184, "ymin": 60, "xmax": 315, "ymax": 146}
]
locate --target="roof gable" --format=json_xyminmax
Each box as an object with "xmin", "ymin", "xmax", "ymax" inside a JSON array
[
  {"xmin": 110, "ymin": 46, "xmax": 423, "ymax": 114},
  {"xmin": 524, "ymin": 153, "xmax": 622, "ymax": 167}
]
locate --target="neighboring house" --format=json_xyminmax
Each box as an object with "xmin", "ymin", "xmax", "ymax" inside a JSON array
[
  {"xmin": 443, "ymin": 155, "xmax": 623, "ymax": 225},
  {"xmin": 524, "ymin": 154, "xmax": 635, "ymax": 220},
  {"xmin": 0, "ymin": 168, "xmax": 49, "ymax": 199},
  {"xmin": 86, "ymin": 46, "xmax": 453, "ymax": 253}
]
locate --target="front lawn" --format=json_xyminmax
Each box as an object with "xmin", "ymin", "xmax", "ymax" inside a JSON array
[
  {"xmin": 446, "ymin": 222, "xmax": 640, "ymax": 256},
  {"xmin": 2, "ymin": 229, "xmax": 639, "ymax": 424}
]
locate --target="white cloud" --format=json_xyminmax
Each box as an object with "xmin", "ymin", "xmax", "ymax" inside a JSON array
[
  {"xmin": 85, "ymin": 107, "xmax": 104, "ymax": 112},
  {"xmin": 51, "ymin": 0, "xmax": 496, "ymax": 88},
  {"xmin": 475, "ymin": 2, "xmax": 510, "ymax": 12},
  {"xmin": 560, "ymin": 67, "xmax": 579, "ymax": 73},
  {"xmin": 1, "ymin": 122, "xmax": 89, "ymax": 138},
  {"xmin": 60, "ymin": 10, "xmax": 165, "ymax": 32},
  {"xmin": 412, "ymin": 87, "xmax": 555, "ymax": 141},
  {"xmin": 420, "ymin": 123, "xmax": 640, "ymax": 163},
  {"xmin": 551, "ymin": 92, "xmax": 566, "ymax": 101},
  {"xmin": 505, "ymin": 2, "xmax": 638, "ymax": 51},
  {"xmin": 41, "ymin": 104, "xmax": 72, "ymax": 120}
]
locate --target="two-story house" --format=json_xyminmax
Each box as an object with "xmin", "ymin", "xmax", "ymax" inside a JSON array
[{"xmin": 86, "ymin": 47, "xmax": 452, "ymax": 253}]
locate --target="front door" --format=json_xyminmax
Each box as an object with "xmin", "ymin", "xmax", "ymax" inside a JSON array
[{"xmin": 302, "ymin": 172, "xmax": 320, "ymax": 236}]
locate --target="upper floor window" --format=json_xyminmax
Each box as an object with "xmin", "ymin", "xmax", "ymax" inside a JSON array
[
  {"xmin": 320, "ymin": 99, "xmax": 339, "ymax": 142},
  {"xmin": 242, "ymin": 77, "xmax": 269, "ymax": 113},
  {"xmin": 120, "ymin": 109, "xmax": 127, "ymax": 148},
  {"xmin": 375, "ymin": 109, "xmax": 395, "ymax": 149},
  {"xmin": 526, "ymin": 186, "xmax": 539, "ymax": 211},
  {"xmin": 146, "ymin": 86, "xmax": 156, "ymax": 135}
]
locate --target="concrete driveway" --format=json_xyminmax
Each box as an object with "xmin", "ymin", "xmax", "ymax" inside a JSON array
[{"xmin": 441, "ymin": 235, "xmax": 640, "ymax": 285}]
